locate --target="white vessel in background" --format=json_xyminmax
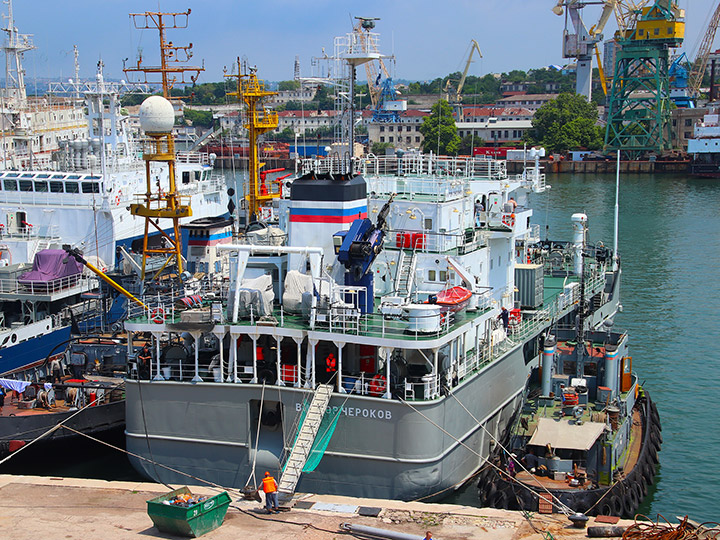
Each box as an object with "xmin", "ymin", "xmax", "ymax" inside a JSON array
[
  {"xmin": 0, "ymin": 1, "xmax": 86, "ymax": 171},
  {"xmin": 0, "ymin": 60, "xmax": 227, "ymax": 267},
  {"xmin": 688, "ymin": 104, "xmax": 720, "ymax": 178}
]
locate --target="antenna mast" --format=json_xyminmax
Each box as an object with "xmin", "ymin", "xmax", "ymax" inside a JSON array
[
  {"xmin": 1, "ymin": 0, "xmax": 34, "ymax": 102},
  {"xmin": 124, "ymin": 9, "xmax": 204, "ymax": 279}
]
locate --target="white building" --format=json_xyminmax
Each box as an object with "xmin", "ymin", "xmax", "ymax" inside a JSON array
[
  {"xmin": 495, "ymin": 94, "xmax": 558, "ymax": 111},
  {"xmin": 267, "ymin": 87, "xmax": 317, "ymax": 106},
  {"xmin": 456, "ymin": 107, "xmax": 533, "ymax": 143},
  {"xmin": 277, "ymin": 110, "xmax": 339, "ymax": 134},
  {"xmin": 366, "ymin": 110, "xmax": 429, "ymax": 150}
]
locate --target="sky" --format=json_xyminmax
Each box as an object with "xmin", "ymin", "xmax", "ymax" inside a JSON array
[{"xmin": 9, "ymin": 0, "xmax": 720, "ymax": 85}]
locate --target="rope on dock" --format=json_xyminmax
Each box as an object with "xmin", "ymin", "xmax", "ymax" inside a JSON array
[{"xmin": 622, "ymin": 515, "xmax": 720, "ymax": 540}]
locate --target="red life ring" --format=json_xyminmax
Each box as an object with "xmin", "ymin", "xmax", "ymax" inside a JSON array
[
  {"xmin": 151, "ymin": 307, "xmax": 165, "ymax": 324},
  {"xmin": 368, "ymin": 374, "xmax": 386, "ymax": 397},
  {"xmin": 114, "ymin": 189, "xmax": 122, "ymax": 206},
  {"xmin": 502, "ymin": 213, "xmax": 515, "ymax": 228}
]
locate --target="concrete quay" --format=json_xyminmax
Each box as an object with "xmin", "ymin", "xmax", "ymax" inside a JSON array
[{"xmin": 0, "ymin": 474, "xmax": 638, "ymax": 540}]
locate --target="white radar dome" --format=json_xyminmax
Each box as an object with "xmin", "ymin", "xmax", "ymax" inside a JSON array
[{"xmin": 139, "ymin": 96, "xmax": 175, "ymax": 134}]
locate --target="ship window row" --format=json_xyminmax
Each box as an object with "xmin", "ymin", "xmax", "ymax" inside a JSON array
[
  {"xmin": 2, "ymin": 179, "xmax": 101, "ymax": 194},
  {"xmin": 0, "ymin": 172, "xmax": 101, "ymax": 181}
]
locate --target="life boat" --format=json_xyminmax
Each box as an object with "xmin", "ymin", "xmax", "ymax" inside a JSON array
[{"xmin": 428, "ymin": 286, "xmax": 472, "ymax": 314}]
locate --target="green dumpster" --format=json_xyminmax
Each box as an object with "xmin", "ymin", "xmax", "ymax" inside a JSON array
[{"xmin": 147, "ymin": 487, "xmax": 231, "ymax": 537}]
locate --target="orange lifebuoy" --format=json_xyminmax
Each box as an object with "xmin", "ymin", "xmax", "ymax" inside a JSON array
[
  {"xmin": 368, "ymin": 374, "xmax": 386, "ymax": 397},
  {"xmin": 502, "ymin": 213, "xmax": 515, "ymax": 228},
  {"xmin": 114, "ymin": 189, "xmax": 122, "ymax": 206},
  {"xmin": 151, "ymin": 307, "xmax": 165, "ymax": 324}
]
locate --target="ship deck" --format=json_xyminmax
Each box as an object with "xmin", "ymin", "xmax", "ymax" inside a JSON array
[
  {"xmin": 125, "ymin": 268, "xmax": 605, "ymax": 347},
  {"xmin": 0, "ymin": 398, "xmax": 76, "ymax": 417}
]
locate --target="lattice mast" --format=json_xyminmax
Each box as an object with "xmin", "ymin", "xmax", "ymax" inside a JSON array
[
  {"xmin": 227, "ymin": 60, "xmax": 278, "ymax": 223},
  {"xmin": 124, "ymin": 9, "xmax": 203, "ymax": 279},
  {"xmin": 354, "ymin": 17, "xmax": 390, "ymax": 110},
  {"xmin": 1, "ymin": 0, "xmax": 34, "ymax": 102}
]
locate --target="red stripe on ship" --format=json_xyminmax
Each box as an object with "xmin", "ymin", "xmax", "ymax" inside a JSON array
[{"xmin": 290, "ymin": 213, "xmax": 367, "ymax": 223}]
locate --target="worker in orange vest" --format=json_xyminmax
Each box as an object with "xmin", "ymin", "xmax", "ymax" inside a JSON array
[
  {"xmin": 262, "ymin": 471, "xmax": 279, "ymax": 513},
  {"xmin": 325, "ymin": 353, "xmax": 337, "ymax": 373}
]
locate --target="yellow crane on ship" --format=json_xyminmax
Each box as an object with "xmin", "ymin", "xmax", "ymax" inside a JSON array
[{"xmin": 226, "ymin": 59, "xmax": 280, "ymax": 224}]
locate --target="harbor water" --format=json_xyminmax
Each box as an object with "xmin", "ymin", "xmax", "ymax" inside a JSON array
[{"xmin": 1, "ymin": 171, "xmax": 716, "ymax": 522}]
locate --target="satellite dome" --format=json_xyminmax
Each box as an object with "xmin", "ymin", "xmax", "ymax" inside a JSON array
[{"xmin": 139, "ymin": 96, "xmax": 175, "ymax": 134}]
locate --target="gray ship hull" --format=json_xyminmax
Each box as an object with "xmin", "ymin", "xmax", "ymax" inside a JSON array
[{"xmin": 125, "ymin": 344, "xmax": 530, "ymax": 501}]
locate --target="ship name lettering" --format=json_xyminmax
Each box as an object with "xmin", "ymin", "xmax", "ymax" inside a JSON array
[{"xmin": 295, "ymin": 402, "xmax": 391, "ymax": 420}]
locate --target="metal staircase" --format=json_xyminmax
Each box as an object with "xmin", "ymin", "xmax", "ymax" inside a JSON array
[
  {"xmin": 394, "ymin": 250, "xmax": 417, "ymax": 300},
  {"xmin": 32, "ymin": 238, "xmax": 53, "ymax": 260},
  {"xmin": 277, "ymin": 383, "xmax": 334, "ymax": 501}
]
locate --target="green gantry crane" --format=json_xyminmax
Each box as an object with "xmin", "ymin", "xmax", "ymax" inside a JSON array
[{"xmin": 604, "ymin": 1, "xmax": 685, "ymax": 158}]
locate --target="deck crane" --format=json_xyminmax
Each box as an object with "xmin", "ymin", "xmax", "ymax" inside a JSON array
[
  {"xmin": 443, "ymin": 39, "xmax": 482, "ymax": 105},
  {"xmin": 688, "ymin": 3, "xmax": 720, "ymax": 99}
]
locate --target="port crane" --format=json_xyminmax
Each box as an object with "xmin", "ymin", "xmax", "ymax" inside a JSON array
[
  {"xmin": 604, "ymin": 0, "xmax": 685, "ymax": 157},
  {"xmin": 552, "ymin": 1, "xmax": 651, "ymax": 99},
  {"xmin": 552, "ymin": 0, "xmax": 616, "ymax": 100},
  {"xmin": 688, "ymin": 3, "xmax": 720, "ymax": 99},
  {"xmin": 443, "ymin": 39, "xmax": 483, "ymax": 104}
]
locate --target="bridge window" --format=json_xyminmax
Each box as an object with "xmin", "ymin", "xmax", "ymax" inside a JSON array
[
  {"xmin": 65, "ymin": 182, "xmax": 79, "ymax": 194},
  {"xmin": 82, "ymin": 182, "xmax": 100, "ymax": 194},
  {"xmin": 19, "ymin": 180, "xmax": 33, "ymax": 191},
  {"xmin": 50, "ymin": 181, "xmax": 64, "ymax": 193},
  {"xmin": 3, "ymin": 179, "xmax": 17, "ymax": 191},
  {"xmin": 34, "ymin": 181, "xmax": 49, "ymax": 192}
]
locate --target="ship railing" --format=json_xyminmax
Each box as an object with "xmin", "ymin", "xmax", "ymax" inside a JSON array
[
  {"xmin": 508, "ymin": 269, "xmax": 607, "ymax": 344},
  {"xmin": 387, "ymin": 228, "xmax": 487, "ymax": 254},
  {"xmin": 360, "ymin": 154, "xmax": 507, "ymax": 182},
  {"xmin": 0, "ymin": 190, "xmax": 113, "ymax": 209},
  {"xmin": 176, "ymin": 152, "xmax": 212, "ymax": 165},
  {"xmin": 360, "ymin": 306, "xmax": 459, "ymax": 340},
  {"xmin": 0, "ymin": 274, "xmax": 98, "ymax": 296},
  {"xmin": 366, "ymin": 174, "xmax": 467, "ymax": 202},
  {"xmin": 403, "ymin": 374, "xmax": 440, "ymax": 401},
  {"xmin": 456, "ymin": 346, "xmax": 493, "ymax": 382},
  {"xmin": 526, "ymin": 224, "xmax": 541, "ymax": 243},
  {"xmin": 511, "ymin": 167, "xmax": 546, "ymax": 190},
  {"xmin": 0, "ymin": 225, "xmax": 61, "ymax": 241}
]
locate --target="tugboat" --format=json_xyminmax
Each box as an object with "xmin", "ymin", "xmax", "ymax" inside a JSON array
[{"xmin": 477, "ymin": 216, "xmax": 662, "ymax": 517}]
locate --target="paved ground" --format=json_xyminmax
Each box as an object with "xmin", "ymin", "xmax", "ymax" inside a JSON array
[{"xmin": 0, "ymin": 475, "xmax": 633, "ymax": 540}]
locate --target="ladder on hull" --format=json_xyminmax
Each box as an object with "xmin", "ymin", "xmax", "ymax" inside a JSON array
[{"xmin": 277, "ymin": 383, "xmax": 333, "ymax": 501}]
